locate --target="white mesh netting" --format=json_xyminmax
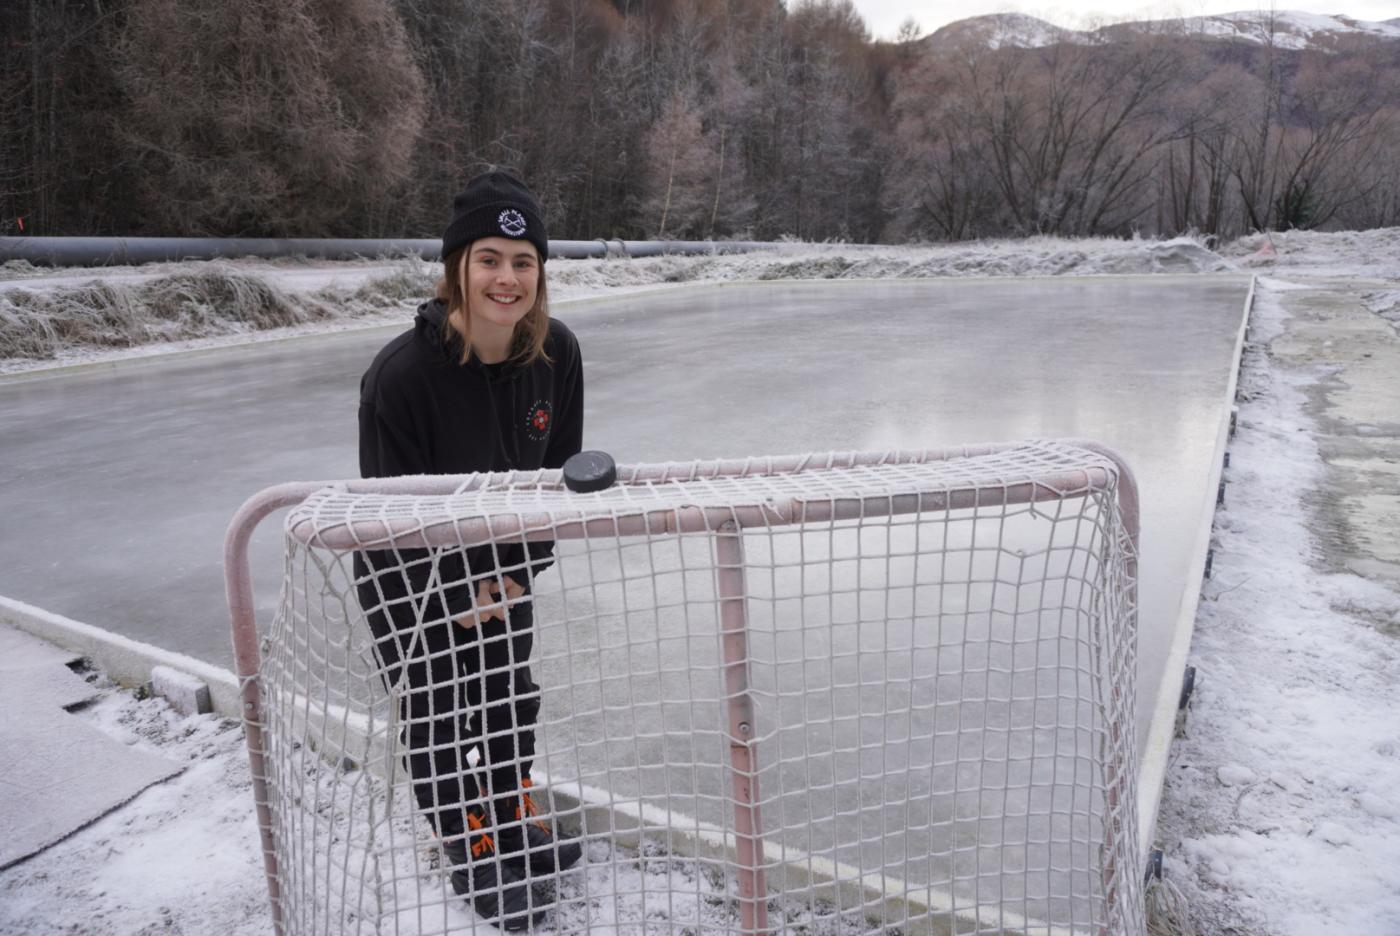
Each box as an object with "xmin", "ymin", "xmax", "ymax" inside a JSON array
[{"xmin": 248, "ymin": 441, "xmax": 1142, "ymax": 935}]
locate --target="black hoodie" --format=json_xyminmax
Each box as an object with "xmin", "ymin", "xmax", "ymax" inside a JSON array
[{"xmin": 355, "ymin": 299, "xmax": 584, "ymax": 623}]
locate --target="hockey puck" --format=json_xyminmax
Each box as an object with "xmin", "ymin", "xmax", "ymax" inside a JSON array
[{"xmin": 562, "ymin": 450, "xmax": 617, "ymax": 493}]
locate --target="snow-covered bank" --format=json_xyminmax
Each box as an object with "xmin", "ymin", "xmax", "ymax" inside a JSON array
[
  {"xmin": 1221, "ymin": 228, "xmax": 1400, "ymax": 278},
  {"xmin": 0, "ymin": 233, "xmax": 1240, "ymax": 375},
  {"xmin": 0, "ymin": 261, "xmax": 435, "ymax": 373},
  {"xmin": 1151, "ymin": 279, "xmax": 1400, "ymax": 935},
  {"xmin": 5, "ymin": 227, "xmax": 1397, "ymax": 378}
]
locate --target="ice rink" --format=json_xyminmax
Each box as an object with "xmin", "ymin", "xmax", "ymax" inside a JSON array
[
  {"xmin": 0, "ymin": 270, "xmax": 1243, "ymax": 699},
  {"xmin": 0, "ymin": 273, "xmax": 1247, "ymax": 754},
  {"xmin": 0, "ymin": 272, "xmax": 1253, "ymax": 930}
]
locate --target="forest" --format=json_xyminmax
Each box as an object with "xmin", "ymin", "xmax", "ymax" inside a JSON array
[{"xmin": 4, "ymin": 0, "xmax": 1398, "ymax": 243}]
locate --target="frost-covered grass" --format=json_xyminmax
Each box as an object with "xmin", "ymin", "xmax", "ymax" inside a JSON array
[
  {"xmin": 0, "ymin": 270, "xmax": 327, "ymax": 359},
  {"xmin": 1219, "ymin": 227, "xmax": 1400, "ymax": 278},
  {"xmin": 0, "ymin": 233, "xmax": 1240, "ymax": 374},
  {"xmin": 7, "ymin": 228, "xmax": 1399, "ymax": 375},
  {"xmin": 543, "ymin": 234, "xmax": 1233, "ymax": 289},
  {"xmin": 0, "ymin": 259, "xmax": 438, "ymax": 362}
]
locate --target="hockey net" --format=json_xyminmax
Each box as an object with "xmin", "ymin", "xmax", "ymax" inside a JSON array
[{"xmin": 231, "ymin": 440, "xmax": 1142, "ymax": 935}]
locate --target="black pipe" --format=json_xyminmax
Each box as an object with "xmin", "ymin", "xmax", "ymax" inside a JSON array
[{"xmin": 0, "ymin": 237, "xmax": 779, "ymax": 267}]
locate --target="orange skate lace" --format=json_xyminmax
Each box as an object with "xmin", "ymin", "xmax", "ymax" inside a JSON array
[
  {"xmin": 517, "ymin": 778, "xmax": 550, "ymax": 832},
  {"xmin": 466, "ymin": 808, "xmax": 496, "ymax": 859}
]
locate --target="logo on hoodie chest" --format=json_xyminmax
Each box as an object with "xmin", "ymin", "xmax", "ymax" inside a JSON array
[{"xmin": 524, "ymin": 399, "xmax": 552, "ymax": 442}]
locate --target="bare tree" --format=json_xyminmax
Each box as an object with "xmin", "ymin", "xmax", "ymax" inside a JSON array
[
  {"xmin": 111, "ymin": 0, "xmax": 426, "ymax": 236},
  {"xmin": 1270, "ymin": 49, "xmax": 1392, "ymax": 228},
  {"xmin": 780, "ymin": 0, "xmax": 885, "ymax": 240},
  {"xmin": 886, "ymin": 43, "xmax": 1001, "ymax": 239},
  {"xmin": 1156, "ymin": 55, "xmax": 1239, "ymax": 236},
  {"xmin": 9, "ymin": 0, "xmax": 1399, "ymax": 241},
  {"xmin": 1330, "ymin": 104, "xmax": 1400, "ymax": 229},
  {"xmin": 1222, "ymin": 8, "xmax": 1290, "ymax": 232},
  {"xmin": 641, "ymin": 91, "xmax": 717, "ymax": 237},
  {"xmin": 977, "ymin": 31, "xmax": 1183, "ymax": 235},
  {"xmin": 2, "ymin": 0, "xmax": 128, "ymax": 235}
]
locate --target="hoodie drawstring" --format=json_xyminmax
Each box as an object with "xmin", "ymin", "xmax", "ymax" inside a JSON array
[{"xmin": 481, "ymin": 368, "xmax": 521, "ymax": 471}]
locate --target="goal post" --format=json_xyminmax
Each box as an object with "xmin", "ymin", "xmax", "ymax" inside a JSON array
[{"xmin": 224, "ymin": 440, "xmax": 1142, "ymax": 936}]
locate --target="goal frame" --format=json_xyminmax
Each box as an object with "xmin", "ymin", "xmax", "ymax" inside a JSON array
[{"xmin": 224, "ymin": 439, "xmax": 1140, "ymax": 936}]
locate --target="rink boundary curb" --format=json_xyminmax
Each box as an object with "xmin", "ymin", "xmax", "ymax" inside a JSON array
[
  {"xmin": 1134, "ymin": 274, "xmax": 1257, "ymax": 862},
  {"xmin": 0, "ymin": 593, "xmax": 243, "ymax": 718}
]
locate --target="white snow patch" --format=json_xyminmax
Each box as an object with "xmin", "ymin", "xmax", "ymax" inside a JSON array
[
  {"xmin": 1153, "ymin": 280, "xmax": 1400, "ymax": 936},
  {"xmin": 1364, "ymin": 288, "xmax": 1400, "ymax": 334},
  {"xmin": 1358, "ymin": 792, "xmax": 1396, "ymax": 819},
  {"xmin": 1147, "ymin": 10, "xmax": 1400, "ymax": 48},
  {"xmin": 1216, "ymin": 763, "xmax": 1255, "ymax": 786},
  {"xmin": 0, "ymin": 683, "xmax": 881, "ymax": 935},
  {"xmin": 938, "ymin": 10, "xmax": 1400, "ymax": 52},
  {"xmin": 1220, "ymin": 227, "xmax": 1400, "ymax": 279},
  {"xmin": 0, "ymin": 684, "xmax": 268, "ymax": 936}
]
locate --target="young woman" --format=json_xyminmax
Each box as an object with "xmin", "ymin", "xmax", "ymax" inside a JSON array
[{"xmin": 354, "ymin": 171, "xmax": 584, "ymax": 930}]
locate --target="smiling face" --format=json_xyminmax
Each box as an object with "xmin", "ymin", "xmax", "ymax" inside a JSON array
[{"xmin": 461, "ymin": 236, "xmax": 540, "ymax": 357}]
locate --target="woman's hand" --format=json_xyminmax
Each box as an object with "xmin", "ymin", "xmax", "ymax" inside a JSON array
[{"xmin": 458, "ymin": 575, "xmax": 525, "ymax": 628}]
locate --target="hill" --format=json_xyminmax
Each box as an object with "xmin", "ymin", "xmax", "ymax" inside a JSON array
[{"xmin": 924, "ymin": 9, "xmax": 1400, "ymax": 53}]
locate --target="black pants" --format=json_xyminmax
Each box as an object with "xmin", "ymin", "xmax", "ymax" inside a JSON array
[{"xmin": 367, "ymin": 599, "xmax": 541, "ymax": 837}]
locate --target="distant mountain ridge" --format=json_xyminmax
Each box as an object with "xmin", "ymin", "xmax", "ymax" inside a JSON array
[{"xmin": 924, "ymin": 9, "xmax": 1400, "ymax": 52}]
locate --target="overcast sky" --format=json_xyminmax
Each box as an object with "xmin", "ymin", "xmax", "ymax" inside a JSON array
[{"xmin": 849, "ymin": 2, "xmax": 1400, "ymax": 41}]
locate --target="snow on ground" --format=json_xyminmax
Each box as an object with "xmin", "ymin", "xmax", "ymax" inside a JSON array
[
  {"xmin": 1, "ymin": 230, "xmax": 1398, "ymax": 935},
  {"xmin": 1186, "ymin": 11, "xmax": 1400, "ymax": 48},
  {"xmin": 0, "ymin": 677, "xmax": 270, "ymax": 936},
  {"xmin": 1219, "ymin": 227, "xmax": 1400, "ymax": 278},
  {"xmin": 1365, "ymin": 287, "xmax": 1400, "ymax": 333},
  {"xmin": 0, "ymin": 675, "xmax": 873, "ymax": 936},
  {"xmin": 1151, "ymin": 279, "xmax": 1400, "ymax": 935}
]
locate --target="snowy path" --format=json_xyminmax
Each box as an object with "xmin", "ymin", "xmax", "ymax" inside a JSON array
[{"xmin": 1152, "ymin": 275, "xmax": 1400, "ymax": 935}]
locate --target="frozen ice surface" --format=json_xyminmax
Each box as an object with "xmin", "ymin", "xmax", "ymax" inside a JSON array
[{"xmin": 0, "ymin": 275, "xmax": 1248, "ymax": 765}]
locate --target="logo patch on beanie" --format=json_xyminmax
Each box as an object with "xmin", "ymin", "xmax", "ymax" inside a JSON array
[
  {"xmin": 524, "ymin": 399, "xmax": 552, "ymax": 441},
  {"xmin": 498, "ymin": 209, "xmax": 527, "ymax": 237}
]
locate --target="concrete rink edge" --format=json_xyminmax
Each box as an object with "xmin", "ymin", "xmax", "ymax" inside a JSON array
[
  {"xmin": 0, "ymin": 593, "xmax": 242, "ymax": 718},
  {"xmin": 1133, "ymin": 274, "xmax": 1256, "ymax": 865}
]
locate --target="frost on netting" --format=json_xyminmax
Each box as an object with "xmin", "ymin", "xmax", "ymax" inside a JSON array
[{"xmin": 250, "ymin": 441, "xmax": 1142, "ymax": 935}]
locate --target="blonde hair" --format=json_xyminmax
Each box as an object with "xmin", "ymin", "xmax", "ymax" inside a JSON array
[{"xmin": 435, "ymin": 245, "xmax": 551, "ymax": 366}]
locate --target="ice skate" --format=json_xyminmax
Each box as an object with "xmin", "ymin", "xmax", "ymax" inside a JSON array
[
  {"xmin": 440, "ymin": 807, "xmax": 545, "ymax": 931},
  {"xmin": 494, "ymin": 778, "xmax": 583, "ymax": 876}
]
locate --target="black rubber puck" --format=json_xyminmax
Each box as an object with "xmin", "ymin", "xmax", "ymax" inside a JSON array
[{"xmin": 562, "ymin": 450, "xmax": 617, "ymax": 493}]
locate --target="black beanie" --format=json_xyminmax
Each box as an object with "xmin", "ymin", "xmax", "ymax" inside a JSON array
[{"xmin": 441, "ymin": 171, "xmax": 549, "ymax": 264}]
